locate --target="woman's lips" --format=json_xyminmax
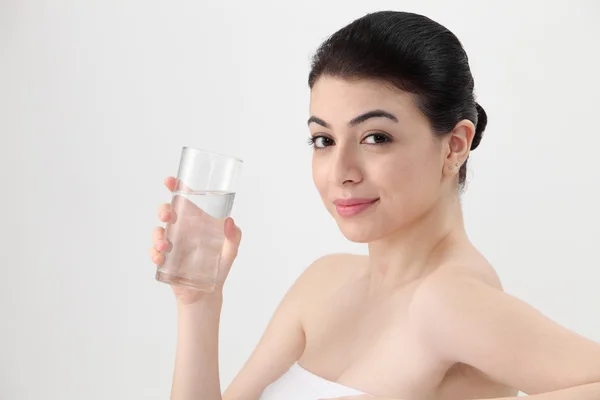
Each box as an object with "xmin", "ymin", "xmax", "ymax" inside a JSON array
[{"xmin": 333, "ymin": 198, "xmax": 379, "ymax": 217}]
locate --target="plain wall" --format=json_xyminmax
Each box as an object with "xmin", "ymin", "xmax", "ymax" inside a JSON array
[{"xmin": 1, "ymin": 0, "xmax": 599, "ymax": 399}]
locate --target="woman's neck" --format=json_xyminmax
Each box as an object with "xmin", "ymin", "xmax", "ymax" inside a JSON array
[{"xmin": 366, "ymin": 193, "xmax": 469, "ymax": 294}]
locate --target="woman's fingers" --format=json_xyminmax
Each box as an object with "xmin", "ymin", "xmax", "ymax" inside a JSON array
[
  {"xmin": 152, "ymin": 227, "xmax": 172, "ymax": 253},
  {"xmin": 149, "ymin": 246, "xmax": 165, "ymax": 266},
  {"xmin": 164, "ymin": 176, "xmax": 177, "ymax": 192},
  {"xmin": 156, "ymin": 239, "xmax": 172, "ymax": 253},
  {"xmin": 164, "ymin": 176, "xmax": 194, "ymax": 194},
  {"xmin": 152, "ymin": 226, "xmax": 165, "ymax": 244},
  {"xmin": 150, "ymin": 177, "xmax": 178, "ymax": 268},
  {"xmin": 157, "ymin": 203, "xmax": 172, "ymax": 223}
]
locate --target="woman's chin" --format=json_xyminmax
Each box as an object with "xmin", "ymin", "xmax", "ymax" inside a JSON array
[{"xmin": 336, "ymin": 222, "xmax": 381, "ymax": 243}]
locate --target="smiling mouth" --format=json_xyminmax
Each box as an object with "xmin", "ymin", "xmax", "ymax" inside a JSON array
[{"xmin": 333, "ymin": 198, "xmax": 379, "ymax": 217}]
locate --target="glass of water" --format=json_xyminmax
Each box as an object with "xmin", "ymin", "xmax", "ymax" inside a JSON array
[{"xmin": 155, "ymin": 146, "xmax": 242, "ymax": 292}]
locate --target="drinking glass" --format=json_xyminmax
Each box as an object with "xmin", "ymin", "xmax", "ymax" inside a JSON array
[{"xmin": 155, "ymin": 146, "xmax": 242, "ymax": 291}]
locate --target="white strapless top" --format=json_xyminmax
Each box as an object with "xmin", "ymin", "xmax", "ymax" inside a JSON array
[{"xmin": 259, "ymin": 363, "xmax": 371, "ymax": 400}]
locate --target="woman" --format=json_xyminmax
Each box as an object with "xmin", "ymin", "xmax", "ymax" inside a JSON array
[{"xmin": 149, "ymin": 11, "xmax": 600, "ymax": 400}]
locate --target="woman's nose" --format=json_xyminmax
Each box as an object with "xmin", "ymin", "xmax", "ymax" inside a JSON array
[{"xmin": 330, "ymin": 147, "xmax": 363, "ymax": 186}]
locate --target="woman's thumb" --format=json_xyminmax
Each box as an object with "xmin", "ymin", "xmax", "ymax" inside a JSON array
[{"xmin": 221, "ymin": 217, "xmax": 242, "ymax": 267}]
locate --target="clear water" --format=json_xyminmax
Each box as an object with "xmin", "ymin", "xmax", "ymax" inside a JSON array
[
  {"xmin": 173, "ymin": 190, "xmax": 235, "ymax": 219},
  {"xmin": 157, "ymin": 191, "xmax": 236, "ymax": 290}
]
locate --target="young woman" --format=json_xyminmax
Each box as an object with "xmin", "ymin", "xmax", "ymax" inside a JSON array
[{"xmin": 149, "ymin": 11, "xmax": 600, "ymax": 400}]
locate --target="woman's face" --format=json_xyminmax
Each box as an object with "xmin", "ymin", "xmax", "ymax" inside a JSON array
[{"xmin": 309, "ymin": 76, "xmax": 451, "ymax": 243}]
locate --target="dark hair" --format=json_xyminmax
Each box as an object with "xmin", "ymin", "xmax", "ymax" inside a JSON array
[{"xmin": 308, "ymin": 11, "xmax": 487, "ymax": 188}]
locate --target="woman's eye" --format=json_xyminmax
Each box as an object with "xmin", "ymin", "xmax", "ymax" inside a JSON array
[
  {"xmin": 310, "ymin": 136, "xmax": 334, "ymax": 149},
  {"xmin": 362, "ymin": 133, "xmax": 391, "ymax": 145}
]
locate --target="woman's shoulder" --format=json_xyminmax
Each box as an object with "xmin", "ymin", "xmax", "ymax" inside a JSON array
[
  {"xmin": 438, "ymin": 251, "xmax": 504, "ymax": 290},
  {"xmin": 309, "ymin": 252, "xmax": 368, "ymax": 272},
  {"xmin": 289, "ymin": 253, "xmax": 367, "ymax": 304},
  {"xmin": 410, "ymin": 252, "xmax": 505, "ymax": 322},
  {"xmin": 296, "ymin": 253, "xmax": 367, "ymax": 286}
]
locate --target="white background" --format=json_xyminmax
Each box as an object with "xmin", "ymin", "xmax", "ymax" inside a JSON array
[{"xmin": 1, "ymin": 1, "xmax": 599, "ymax": 399}]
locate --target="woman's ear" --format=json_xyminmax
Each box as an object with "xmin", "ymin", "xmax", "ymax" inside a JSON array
[{"xmin": 443, "ymin": 119, "xmax": 475, "ymax": 175}]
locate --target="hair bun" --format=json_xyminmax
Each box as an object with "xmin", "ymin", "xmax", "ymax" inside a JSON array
[{"xmin": 470, "ymin": 103, "xmax": 487, "ymax": 150}]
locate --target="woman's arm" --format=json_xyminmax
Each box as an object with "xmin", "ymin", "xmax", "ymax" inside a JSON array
[
  {"xmin": 170, "ymin": 276, "xmax": 305, "ymax": 400},
  {"xmin": 171, "ymin": 293, "xmax": 224, "ymax": 400},
  {"xmin": 170, "ymin": 278, "xmax": 306, "ymax": 400},
  {"xmin": 410, "ymin": 269, "xmax": 600, "ymax": 396},
  {"xmin": 170, "ymin": 254, "xmax": 340, "ymax": 400},
  {"xmin": 223, "ymin": 254, "xmax": 345, "ymax": 399}
]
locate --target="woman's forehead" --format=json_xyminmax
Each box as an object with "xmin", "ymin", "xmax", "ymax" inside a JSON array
[{"xmin": 309, "ymin": 77, "xmax": 422, "ymax": 126}]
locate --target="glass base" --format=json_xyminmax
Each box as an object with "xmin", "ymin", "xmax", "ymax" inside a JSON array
[{"xmin": 155, "ymin": 270, "xmax": 216, "ymax": 292}]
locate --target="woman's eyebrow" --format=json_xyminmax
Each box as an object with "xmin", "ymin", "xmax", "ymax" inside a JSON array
[{"xmin": 307, "ymin": 109, "xmax": 399, "ymax": 128}]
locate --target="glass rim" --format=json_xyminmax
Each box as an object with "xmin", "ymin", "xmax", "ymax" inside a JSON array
[{"xmin": 182, "ymin": 146, "xmax": 243, "ymax": 164}]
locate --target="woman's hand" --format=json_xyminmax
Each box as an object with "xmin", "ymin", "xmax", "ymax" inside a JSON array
[{"xmin": 150, "ymin": 176, "xmax": 242, "ymax": 304}]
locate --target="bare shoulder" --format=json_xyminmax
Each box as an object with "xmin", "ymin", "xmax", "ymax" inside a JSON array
[
  {"xmin": 410, "ymin": 251, "xmax": 600, "ymax": 395},
  {"xmin": 298, "ymin": 252, "xmax": 367, "ymax": 285},
  {"xmin": 309, "ymin": 252, "xmax": 367, "ymax": 269},
  {"xmin": 292, "ymin": 252, "xmax": 367, "ymax": 307},
  {"xmin": 222, "ymin": 254, "xmax": 365, "ymax": 399},
  {"xmin": 408, "ymin": 255, "xmax": 521, "ymax": 395},
  {"xmin": 408, "ymin": 251, "xmax": 507, "ymax": 353},
  {"xmin": 421, "ymin": 251, "xmax": 503, "ymax": 295}
]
